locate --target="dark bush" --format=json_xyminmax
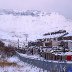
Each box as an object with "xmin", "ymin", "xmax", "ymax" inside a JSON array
[
  {"xmin": 0, "ymin": 40, "xmax": 5, "ymax": 47},
  {"xmin": 4, "ymin": 46, "xmax": 16, "ymax": 57}
]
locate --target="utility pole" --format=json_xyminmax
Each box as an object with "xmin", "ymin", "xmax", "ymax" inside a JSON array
[
  {"xmin": 24, "ymin": 34, "xmax": 28, "ymax": 42},
  {"xmin": 23, "ymin": 34, "xmax": 28, "ymax": 46},
  {"xmin": 18, "ymin": 39, "xmax": 19, "ymax": 49}
]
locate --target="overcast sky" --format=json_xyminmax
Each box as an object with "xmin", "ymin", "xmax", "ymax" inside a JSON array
[{"xmin": 0, "ymin": 0, "xmax": 72, "ymax": 19}]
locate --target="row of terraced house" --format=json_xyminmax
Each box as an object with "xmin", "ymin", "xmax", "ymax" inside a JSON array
[{"xmin": 34, "ymin": 30, "xmax": 72, "ymax": 51}]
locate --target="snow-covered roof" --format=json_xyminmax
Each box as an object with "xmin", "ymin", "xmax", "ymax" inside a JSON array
[
  {"xmin": 64, "ymin": 32, "xmax": 72, "ymax": 37},
  {"xmin": 37, "ymin": 32, "xmax": 72, "ymax": 40},
  {"xmin": 53, "ymin": 52, "xmax": 72, "ymax": 56},
  {"xmin": 62, "ymin": 40, "xmax": 72, "ymax": 42},
  {"xmin": 37, "ymin": 33, "xmax": 66, "ymax": 39}
]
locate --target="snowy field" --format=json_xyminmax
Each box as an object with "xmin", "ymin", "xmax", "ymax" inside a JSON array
[{"xmin": 0, "ymin": 56, "xmax": 47, "ymax": 72}]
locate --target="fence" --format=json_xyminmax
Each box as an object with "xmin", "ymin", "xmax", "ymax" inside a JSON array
[{"xmin": 16, "ymin": 52, "xmax": 72, "ymax": 72}]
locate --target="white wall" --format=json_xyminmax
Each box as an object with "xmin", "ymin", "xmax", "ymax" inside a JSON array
[{"xmin": 68, "ymin": 41, "xmax": 72, "ymax": 51}]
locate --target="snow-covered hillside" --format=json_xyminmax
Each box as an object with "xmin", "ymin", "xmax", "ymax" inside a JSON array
[
  {"xmin": 0, "ymin": 56, "xmax": 43, "ymax": 72},
  {"xmin": 0, "ymin": 9, "xmax": 72, "ymax": 46}
]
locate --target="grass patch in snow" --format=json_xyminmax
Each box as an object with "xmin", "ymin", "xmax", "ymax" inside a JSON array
[{"xmin": 0, "ymin": 61, "xmax": 17, "ymax": 67}]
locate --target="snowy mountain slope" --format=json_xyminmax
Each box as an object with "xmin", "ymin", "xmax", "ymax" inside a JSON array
[
  {"xmin": 0, "ymin": 9, "xmax": 48, "ymax": 16},
  {"xmin": 0, "ymin": 9, "xmax": 72, "ymax": 46}
]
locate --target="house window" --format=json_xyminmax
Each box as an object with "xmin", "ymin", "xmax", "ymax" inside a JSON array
[
  {"xmin": 44, "ymin": 39, "xmax": 46, "ymax": 41},
  {"xmin": 45, "ymin": 42, "xmax": 52, "ymax": 47},
  {"xmin": 53, "ymin": 38, "xmax": 56, "ymax": 41}
]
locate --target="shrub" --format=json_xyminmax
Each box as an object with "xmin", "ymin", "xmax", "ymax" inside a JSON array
[{"xmin": 0, "ymin": 40, "xmax": 5, "ymax": 47}]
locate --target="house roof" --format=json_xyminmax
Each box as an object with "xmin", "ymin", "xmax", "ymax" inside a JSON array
[
  {"xmin": 64, "ymin": 32, "xmax": 72, "ymax": 37},
  {"xmin": 38, "ymin": 33, "xmax": 67, "ymax": 39},
  {"xmin": 53, "ymin": 52, "xmax": 72, "ymax": 56}
]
